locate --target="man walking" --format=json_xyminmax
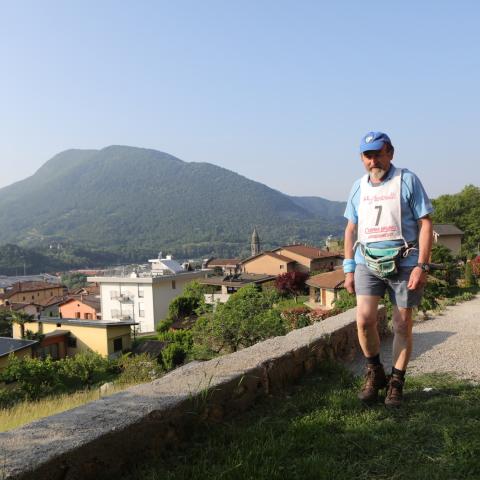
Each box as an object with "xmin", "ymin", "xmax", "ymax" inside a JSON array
[{"xmin": 343, "ymin": 131, "xmax": 433, "ymax": 406}]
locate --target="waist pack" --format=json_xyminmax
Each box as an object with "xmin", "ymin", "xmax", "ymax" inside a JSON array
[{"xmin": 359, "ymin": 244, "xmax": 406, "ymax": 278}]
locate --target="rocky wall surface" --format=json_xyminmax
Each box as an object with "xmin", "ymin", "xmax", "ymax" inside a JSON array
[{"xmin": 0, "ymin": 306, "xmax": 387, "ymax": 480}]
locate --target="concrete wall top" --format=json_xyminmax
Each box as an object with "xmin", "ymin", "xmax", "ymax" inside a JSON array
[{"xmin": 0, "ymin": 306, "xmax": 387, "ymax": 480}]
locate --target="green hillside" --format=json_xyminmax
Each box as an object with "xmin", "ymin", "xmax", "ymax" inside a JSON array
[{"xmin": 0, "ymin": 146, "xmax": 346, "ymax": 263}]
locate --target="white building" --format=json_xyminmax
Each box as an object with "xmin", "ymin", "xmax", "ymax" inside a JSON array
[{"xmin": 88, "ymin": 255, "xmax": 208, "ymax": 333}]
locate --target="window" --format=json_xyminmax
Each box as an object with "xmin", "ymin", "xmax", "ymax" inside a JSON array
[
  {"xmin": 138, "ymin": 287, "xmax": 144, "ymax": 298},
  {"xmin": 23, "ymin": 296, "xmax": 25, "ymax": 301},
  {"xmin": 139, "ymin": 302, "xmax": 145, "ymax": 318},
  {"xmin": 113, "ymin": 337, "xmax": 123, "ymax": 352},
  {"xmin": 279, "ymin": 265, "xmax": 284, "ymax": 269},
  {"xmin": 68, "ymin": 336, "xmax": 77, "ymax": 348},
  {"xmin": 171, "ymin": 280, "xmax": 176, "ymax": 289},
  {"xmin": 84, "ymin": 313, "xmax": 92, "ymax": 320},
  {"xmin": 75, "ymin": 312, "xmax": 81, "ymax": 319},
  {"xmin": 31, "ymin": 295, "xmax": 34, "ymax": 300}
]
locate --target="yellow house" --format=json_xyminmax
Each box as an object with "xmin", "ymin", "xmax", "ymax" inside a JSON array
[
  {"xmin": 241, "ymin": 252, "xmax": 297, "ymax": 275},
  {"xmin": 0, "ymin": 337, "xmax": 38, "ymax": 370},
  {"xmin": 273, "ymin": 244, "xmax": 343, "ymax": 273},
  {"xmin": 306, "ymin": 268, "xmax": 345, "ymax": 310},
  {"xmin": 12, "ymin": 318, "xmax": 136, "ymax": 359}
]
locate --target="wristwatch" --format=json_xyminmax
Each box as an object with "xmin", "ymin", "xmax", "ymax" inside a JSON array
[{"xmin": 417, "ymin": 262, "xmax": 430, "ymax": 273}]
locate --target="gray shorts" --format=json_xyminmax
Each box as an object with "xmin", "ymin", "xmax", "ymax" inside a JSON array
[{"xmin": 354, "ymin": 264, "xmax": 424, "ymax": 308}]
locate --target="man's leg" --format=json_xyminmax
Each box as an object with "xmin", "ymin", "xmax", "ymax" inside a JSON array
[
  {"xmin": 384, "ymin": 262, "xmax": 422, "ymax": 406},
  {"xmin": 392, "ymin": 306, "xmax": 414, "ymax": 370},
  {"xmin": 356, "ymin": 295, "xmax": 388, "ymax": 402},
  {"xmin": 356, "ymin": 295, "xmax": 382, "ymax": 356}
]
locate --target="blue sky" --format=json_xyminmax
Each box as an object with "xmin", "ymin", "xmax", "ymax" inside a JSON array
[{"xmin": 1, "ymin": 0, "xmax": 479, "ymax": 200}]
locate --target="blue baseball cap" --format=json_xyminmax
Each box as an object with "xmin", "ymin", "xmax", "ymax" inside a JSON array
[{"xmin": 359, "ymin": 131, "xmax": 392, "ymax": 153}]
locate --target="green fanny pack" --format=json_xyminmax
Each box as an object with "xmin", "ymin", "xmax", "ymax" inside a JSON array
[{"xmin": 360, "ymin": 244, "xmax": 406, "ymax": 278}]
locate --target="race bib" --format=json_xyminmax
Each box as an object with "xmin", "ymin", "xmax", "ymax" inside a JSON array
[{"xmin": 357, "ymin": 167, "xmax": 403, "ymax": 244}]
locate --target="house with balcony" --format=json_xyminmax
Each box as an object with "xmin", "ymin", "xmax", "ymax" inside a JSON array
[
  {"xmin": 88, "ymin": 254, "xmax": 209, "ymax": 333},
  {"xmin": 200, "ymin": 273, "xmax": 276, "ymax": 304}
]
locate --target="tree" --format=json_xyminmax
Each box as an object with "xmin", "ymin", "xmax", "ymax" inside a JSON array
[
  {"xmin": 0, "ymin": 311, "xmax": 12, "ymax": 337},
  {"xmin": 61, "ymin": 272, "xmax": 87, "ymax": 290},
  {"xmin": 275, "ymin": 271, "xmax": 309, "ymax": 302},
  {"xmin": 166, "ymin": 280, "xmax": 208, "ymax": 322},
  {"xmin": 432, "ymin": 185, "xmax": 480, "ymax": 257},
  {"xmin": 10, "ymin": 311, "xmax": 34, "ymax": 339},
  {"xmin": 192, "ymin": 284, "xmax": 285, "ymax": 356},
  {"xmin": 430, "ymin": 244, "xmax": 459, "ymax": 286}
]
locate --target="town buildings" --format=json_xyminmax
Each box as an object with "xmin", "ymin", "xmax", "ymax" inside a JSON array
[{"xmin": 88, "ymin": 254, "xmax": 208, "ymax": 333}]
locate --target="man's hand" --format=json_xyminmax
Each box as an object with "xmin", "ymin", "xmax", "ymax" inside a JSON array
[
  {"xmin": 407, "ymin": 266, "xmax": 427, "ymax": 290},
  {"xmin": 344, "ymin": 272, "xmax": 355, "ymax": 294}
]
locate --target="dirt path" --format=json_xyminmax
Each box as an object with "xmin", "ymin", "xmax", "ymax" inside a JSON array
[{"xmin": 347, "ymin": 295, "xmax": 480, "ymax": 382}]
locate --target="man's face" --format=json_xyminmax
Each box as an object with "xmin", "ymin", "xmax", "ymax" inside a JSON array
[{"xmin": 361, "ymin": 144, "xmax": 393, "ymax": 181}]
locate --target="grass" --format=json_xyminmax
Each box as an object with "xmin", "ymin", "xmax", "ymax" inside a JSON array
[
  {"xmin": 122, "ymin": 362, "xmax": 480, "ymax": 480},
  {"xmin": 0, "ymin": 383, "xmax": 131, "ymax": 432}
]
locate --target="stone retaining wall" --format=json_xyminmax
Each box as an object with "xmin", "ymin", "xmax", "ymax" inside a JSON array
[{"xmin": 0, "ymin": 306, "xmax": 387, "ymax": 480}]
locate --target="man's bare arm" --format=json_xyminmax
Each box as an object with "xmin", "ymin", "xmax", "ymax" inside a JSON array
[
  {"xmin": 344, "ymin": 221, "xmax": 357, "ymax": 294},
  {"xmin": 407, "ymin": 216, "xmax": 433, "ymax": 290}
]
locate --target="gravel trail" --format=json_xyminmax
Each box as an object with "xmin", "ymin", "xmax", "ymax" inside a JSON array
[{"xmin": 347, "ymin": 295, "xmax": 480, "ymax": 382}]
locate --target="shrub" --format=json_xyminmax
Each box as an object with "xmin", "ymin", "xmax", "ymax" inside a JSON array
[
  {"xmin": 1, "ymin": 355, "xmax": 60, "ymax": 400},
  {"xmin": 275, "ymin": 272, "xmax": 309, "ymax": 301},
  {"xmin": 192, "ymin": 284, "xmax": 285, "ymax": 355},
  {"xmin": 464, "ymin": 262, "xmax": 475, "ymax": 288},
  {"xmin": 156, "ymin": 318, "xmax": 173, "ymax": 333},
  {"xmin": 59, "ymin": 351, "xmax": 111, "ymax": 387},
  {"xmin": 281, "ymin": 307, "xmax": 312, "ymax": 330},
  {"xmin": 161, "ymin": 344, "xmax": 187, "ymax": 371},
  {"xmin": 116, "ymin": 353, "xmax": 162, "ymax": 385},
  {"xmin": 158, "ymin": 329, "xmax": 193, "ymax": 353},
  {"xmin": 333, "ymin": 290, "xmax": 357, "ymax": 311}
]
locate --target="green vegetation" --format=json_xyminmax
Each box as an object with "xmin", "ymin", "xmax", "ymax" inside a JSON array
[
  {"xmin": 0, "ymin": 146, "xmax": 346, "ymax": 272},
  {"xmin": 432, "ymin": 184, "xmax": 480, "ymax": 257},
  {"xmin": 0, "ymin": 351, "xmax": 163, "ymax": 410},
  {"xmin": 122, "ymin": 362, "xmax": 480, "ymax": 480},
  {"xmin": 61, "ymin": 272, "xmax": 88, "ymax": 289},
  {"xmin": 191, "ymin": 285, "xmax": 285, "ymax": 359}
]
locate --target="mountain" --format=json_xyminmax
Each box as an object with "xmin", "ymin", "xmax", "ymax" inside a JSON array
[{"xmin": 0, "ymin": 146, "xmax": 346, "ymax": 261}]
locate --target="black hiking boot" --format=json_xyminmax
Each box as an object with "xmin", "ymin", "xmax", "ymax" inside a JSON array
[
  {"xmin": 385, "ymin": 374, "xmax": 405, "ymax": 407},
  {"xmin": 358, "ymin": 364, "xmax": 388, "ymax": 404}
]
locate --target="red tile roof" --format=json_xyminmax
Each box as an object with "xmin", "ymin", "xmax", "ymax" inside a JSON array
[
  {"xmin": 276, "ymin": 244, "xmax": 342, "ymax": 260},
  {"xmin": 241, "ymin": 251, "xmax": 296, "ymax": 264},
  {"xmin": 306, "ymin": 268, "xmax": 346, "ymax": 289},
  {"xmin": 1, "ymin": 281, "xmax": 64, "ymax": 299}
]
